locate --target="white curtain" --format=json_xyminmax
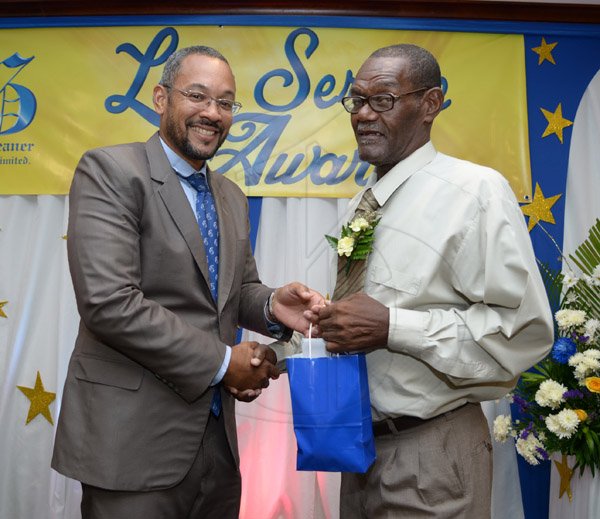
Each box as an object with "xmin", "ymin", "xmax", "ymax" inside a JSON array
[
  {"xmin": 549, "ymin": 68, "xmax": 600, "ymax": 519},
  {"xmin": 0, "ymin": 195, "xmax": 80, "ymax": 519},
  {"xmin": 0, "ymin": 194, "xmax": 523, "ymax": 518}
]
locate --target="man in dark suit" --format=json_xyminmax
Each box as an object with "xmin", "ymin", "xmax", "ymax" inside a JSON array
[{"xmin": 51, "ymin": 45, "xmax": 322, "ymax": 519}]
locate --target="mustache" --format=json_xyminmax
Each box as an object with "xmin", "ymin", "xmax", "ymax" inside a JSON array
[
  {"xmin": 356, "ymin": 124, "xmax": 383, "ymax": 133},
  {"xmin": 187, "ymin": 117, "xmax": 223, "ymax": 132}
]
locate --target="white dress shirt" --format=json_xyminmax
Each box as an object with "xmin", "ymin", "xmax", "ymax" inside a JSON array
[{"xmin": 341, "ymin": 141, "xmax": 554, "ymax": 420}]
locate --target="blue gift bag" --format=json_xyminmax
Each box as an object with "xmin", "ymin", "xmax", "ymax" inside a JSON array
[{"xmin": 286, "ymin": 353, "xmax": 376, "ymax": 473}]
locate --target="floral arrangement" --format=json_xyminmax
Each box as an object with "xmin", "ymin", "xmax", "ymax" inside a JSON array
[
  {"xmin": 493, "ymin": 219, "xmax": 600, "ymax": 477},
  {"xmin": 325, "ymin": 210, "xmax": 381, "ymax": 274}
]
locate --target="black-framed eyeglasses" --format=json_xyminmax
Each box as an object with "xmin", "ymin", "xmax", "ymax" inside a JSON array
[
  {"xmin": 341, "ymin": 87, "xmax": 430, "ymax": 114},
  {"xmin": 163, "ymin": 85, "xmax": 242, "ymax": 114}
]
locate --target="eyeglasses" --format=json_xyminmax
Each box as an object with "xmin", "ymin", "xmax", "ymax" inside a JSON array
[
  {"xmin": 341, "ymin": 87, "xmax": 430, "ymax": 114},
  {"xmin": 164, "ymin": 85, "xmax": 242, "ymax": 114}
]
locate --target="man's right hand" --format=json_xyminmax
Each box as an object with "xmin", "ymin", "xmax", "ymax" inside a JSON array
[{"xmin": 222, "ymin": 341, "xmax": 280, "ymax": 391}]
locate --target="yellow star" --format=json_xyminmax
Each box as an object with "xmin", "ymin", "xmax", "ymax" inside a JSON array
[
  {"xmin": 541, "ymin": 103, "xmax": 573, "ymax": 143},
  {"xmin": 521, "ymin": 183, "xmax": 562, "ymax": 232},
  {"xmin": 17, "ymin": 371, "xmax": 56, "ymax": 425},
  {"xmin": 0, "ymin": 300, "xmax": 7, "ymax": 318},
  {"xmin": 554, "ymin": 454, "xmax": 574, "ymax": 501},
  {"xmin": 532, "ymin": 37, "xmax": 558, "ymax": 65}
]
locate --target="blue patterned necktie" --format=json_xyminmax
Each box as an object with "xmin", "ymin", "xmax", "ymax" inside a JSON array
[
  {"xmin": 184, "ymin": 172, "xmax": 220, "ymax": 302},
  {"xmin": 181, "ymin": 171, "xmax": 222, "ymax": 416}
]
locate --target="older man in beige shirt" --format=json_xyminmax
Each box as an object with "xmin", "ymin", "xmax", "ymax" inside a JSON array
[{"xmin": 310, "ymin": 44, "xmax": 553, "ymax": 518}]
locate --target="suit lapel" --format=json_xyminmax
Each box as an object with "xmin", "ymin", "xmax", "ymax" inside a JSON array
[
  {"xmin": 209, "ymin": 172, "xmax": 236, "ymax": 315},
  {"xmin": 146, "ymin": 134, "xmax": 212, "ymax": 296}
]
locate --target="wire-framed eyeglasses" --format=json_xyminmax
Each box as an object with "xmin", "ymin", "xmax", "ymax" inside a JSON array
[
  {"xmin": 341, "ymin": 87, "xmax": 430, "ymax": 114},
  {"xmin": 164, "ymin": 85, "xmax": 242, "ymax": 114}
]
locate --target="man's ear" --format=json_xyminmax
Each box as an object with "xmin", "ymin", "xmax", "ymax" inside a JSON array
[
  {"xmin": 423, "ymin": 87, "xmax": 444, "ymax": 124},
  {"xmin": 153, "ymin": 84, "xmax": 168, "ymax": 115}
]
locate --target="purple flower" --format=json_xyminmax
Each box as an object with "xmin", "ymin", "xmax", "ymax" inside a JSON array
[
  {"xmin": 513, "ymin": 395, "xmax": 530, "ymax": 413},
  {"xmin": 536, "ymin": 446, "xmax": 549, "ymax": 461},
  {"xmin": 551, "ymin": 337, "xmax": 577, "ymax": 364},
  {"xmin": 520, "ymin": 422, "xmax": 535, "ymax": 440},
  {"xmin": 563, "ymin": 389, "xmax": 585, "ymax": 399}
]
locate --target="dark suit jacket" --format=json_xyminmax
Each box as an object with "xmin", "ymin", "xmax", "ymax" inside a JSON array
[{"xmin": 51, "ymin": 133, "xmax": 274, "ymax": 491}]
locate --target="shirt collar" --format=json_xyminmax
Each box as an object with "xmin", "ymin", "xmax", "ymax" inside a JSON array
[
  {"xmin": 371, "ymin": 141, "xmax": 437, "ymax": 207},
  {"xmin": 159, "ymin": 136, "xmax": 207, "ymax": 178}
]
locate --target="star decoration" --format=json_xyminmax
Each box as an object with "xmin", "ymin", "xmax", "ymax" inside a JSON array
[
  {"xmin": 0, "ymin": 300, "xmax": 7, "ymax": 318},
  {"xmin": 541, "ymin": 103, "xmax": 573, "ymax": 143},
  {"xmin": 521, "ymin": 183, "xmax": 562, "ymax": 232},
  {"xmin": 554, "ymin": 454, "xmax": 574, "ymax": 501},
  {"xmin": 532, "ymin": 37, "xmax": 558, "ymax": 65},
  {"xmin": 17, "ymin": 371, "xmax": 56, "ymax": 425}
]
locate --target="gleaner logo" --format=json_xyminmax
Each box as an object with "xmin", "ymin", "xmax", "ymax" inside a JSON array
[{"xmin": 0, "ymin": 53, "xmax": 37, "ymax": 135}]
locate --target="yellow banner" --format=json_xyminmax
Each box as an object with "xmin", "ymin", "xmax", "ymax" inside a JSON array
[{"xmin": 0, "ymin": 25, "xmax": 531, "ymax": 200}]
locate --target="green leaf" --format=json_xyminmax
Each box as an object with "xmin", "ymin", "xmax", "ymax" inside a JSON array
[
  {"xmin": 567, "ymin": 218, "xmax": 600, "ymax": 319},
  {"xmin": 584, "ymin": 429, "xmax": 596, "ymax": 454},
  {"xmin": 324, "ymin": 235, "xmax": 338, "ymax": 250},
  {"xmin": 520, "ymin": 372, "xmax": 546, "ymax": 384}
]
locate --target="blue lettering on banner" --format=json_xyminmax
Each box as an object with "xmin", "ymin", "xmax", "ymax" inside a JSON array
[
  {"xmin": 441, "ymin": 77, "xmax": 451, "ymax": 110},
  {"xmin": 105, "ymin": 27, "xmax": 179, "ymax": 125},
  {"xmin": 0, "ymin": 53, "xmax": 37, "ymax": 135},
  {"xmin": 254, "ymin": 27, "xmax": 354, "ymax": 112},
  {"xmin": 215, "ymin": 113, "xmax": 371, "ymax": 188},
  {"xmin": 108, "ymin": 27, "xmax": 467, "ymax": 190}
]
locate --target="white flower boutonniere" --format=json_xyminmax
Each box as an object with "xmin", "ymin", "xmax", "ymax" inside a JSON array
[{"xmin": 325, "ymin": 210, "xmax": 381, "ymax": 274}]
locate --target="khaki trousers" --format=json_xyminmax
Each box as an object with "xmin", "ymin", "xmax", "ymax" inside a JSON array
[{"xmin": 340, "ymin": 403, "xmax": 493, "ymax": 519}]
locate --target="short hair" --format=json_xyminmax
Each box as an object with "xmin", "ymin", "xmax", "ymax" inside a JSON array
[
  {"xmin": 369, "ymin": 44, "xmax": 441, "ymax": 89},
  {"xmin": 159, "ymin": 46, "xmax": 229, "ymax": 87}
]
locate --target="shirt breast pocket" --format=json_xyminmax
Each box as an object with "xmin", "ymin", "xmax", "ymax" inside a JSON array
[{"xmin": 368, "ymin": 264, "xmax": 422, "ymax": 299}]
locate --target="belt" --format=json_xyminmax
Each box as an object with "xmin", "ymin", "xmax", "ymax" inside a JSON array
[{"xmin": 372, "ymin": 404, "xmax": 470, "ymax": 437}]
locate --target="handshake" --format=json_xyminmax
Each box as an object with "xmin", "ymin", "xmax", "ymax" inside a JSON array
[
  {"xmin": 222, "ymin": 283, "xmax": 390, "ymax": 402},
  {"xmin": 222, "ymin": 281, "xmax": 325, "ymax": 402}
]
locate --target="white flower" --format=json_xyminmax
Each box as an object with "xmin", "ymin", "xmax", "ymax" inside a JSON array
[
  {"xmin": 568, "ymin": 351, "xmax": 600, "ymax": 380},
  {"xmin": 562, "ymin": 270, "xmax": 579, "ymax": 289},
  {"xmin": 564, "ymin": 292, "xmax": 579, "ymax": 305},
  {"xmin": 586, "ymin": 264, "xmax": 600, "ymax": 287},
  {"xmin": 493, "ymin": 415, "xmax": 513, "ymax": 442},
  {"xmin": 337, "ymin": 236, "xmax": 355, "ymax": 257},
  {"xmin": 545, "ymin": 409, "xmax": 580, "ymax": 439},
  {"xmin": 584, "ymin": 319, "xmax": 600, "ymax": 341},
  {"xmin": 534, "ymin": 379, "xmax": 567, "ymax": 409},
  {"xmin": 516, "ymin": 434, "xmax": 546, "ymax": 465},
  {"xmin": 349, "ymin": 217, "xmax": 369, "ymax": 232},
  {"xmin": 555, "ymin": 309, "xmax": 587, "ymax": 330}
]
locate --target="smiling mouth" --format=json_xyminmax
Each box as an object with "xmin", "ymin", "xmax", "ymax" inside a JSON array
[{"xmin": 189, "ymin": 126, "xmax": 218, "ymax": 138}]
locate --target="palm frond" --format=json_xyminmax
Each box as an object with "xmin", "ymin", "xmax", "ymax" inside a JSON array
[
  {"xmin": 537, "ymin": 259, "xmax": 563, "ymax": 311},
  {"xmin": 568, "ymin": 218, "xmax": 600, "ymax": 319}
]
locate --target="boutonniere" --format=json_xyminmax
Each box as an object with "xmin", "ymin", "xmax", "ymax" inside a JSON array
[{"xmin": 325, "ymin": 210, "xmax": 381, "ymax": 274}]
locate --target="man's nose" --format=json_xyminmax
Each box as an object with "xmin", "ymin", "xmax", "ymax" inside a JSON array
[
  {"xmin": 354, "ymin": 102, "xmax": 379, "ymax": 121},
  {"xmin": 199, "ymin": 98, "xmax": 223, "ymax": 120}
]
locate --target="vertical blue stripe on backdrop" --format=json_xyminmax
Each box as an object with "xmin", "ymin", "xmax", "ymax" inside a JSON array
[
  {"xmin": 519, "ymin": 32, "xmax": 600, "ymax": 519},
  {"xmin": 236, "ymin": 196, "xmax": 263, "ymax": 344},
  {"xmin": 247, "ymin": 197, "xmax": 263, "ymax": 254}
]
